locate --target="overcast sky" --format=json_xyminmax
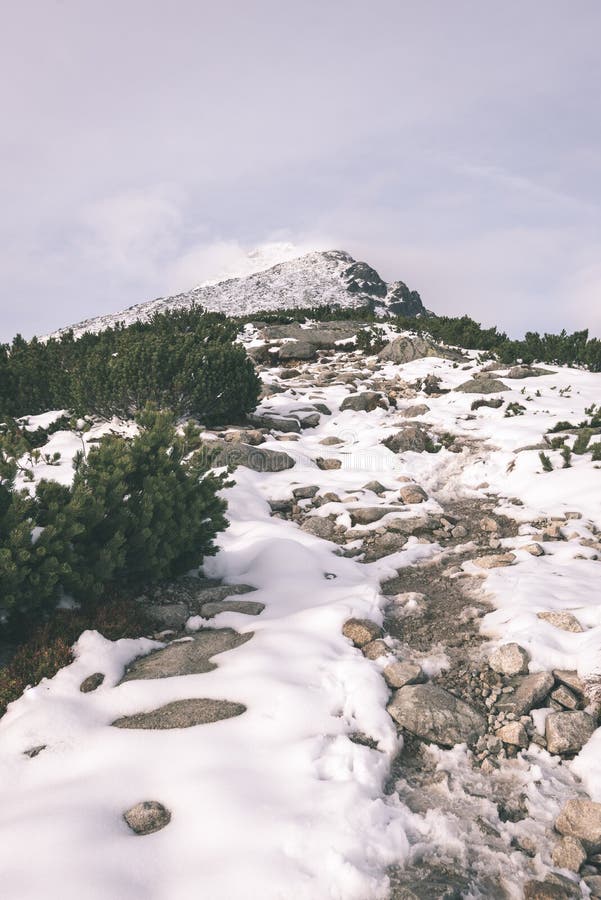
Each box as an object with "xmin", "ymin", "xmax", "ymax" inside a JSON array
[{"xmin": 1, "ymin": 0, "xmax": 600, "ymax": 341}]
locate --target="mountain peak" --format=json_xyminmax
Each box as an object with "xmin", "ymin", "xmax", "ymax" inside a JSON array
[{"xmin": 48, "ymin": 249, "xmax": 432, "ymax": 339}]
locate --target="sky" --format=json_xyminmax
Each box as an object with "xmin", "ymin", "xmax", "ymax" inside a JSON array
[{"xmin": 1, "ymin": 0, "xmax": 600, "ymax": 341}]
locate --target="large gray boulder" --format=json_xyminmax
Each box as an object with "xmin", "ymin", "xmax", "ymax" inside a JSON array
[
  {"xmin": 121, "ymin": 629, "xmax": 252, "ymax": 681},
  {"xmin": 545, "ymin": 711, "xmax": 596, "ymax": 755},
  {"xmin": 378, "ymin": 336, "xmax": 456, "ymax": 364},
  {"xmin": 340, "ymin": 391, "xmax": 384, "ymax": 412},
  {"xmin": 387, "ymin": 683, "xmax": 486, "ymax": 747},
  {"xmin": 556, "ymin": 799, "xmax": 601, "ymax": 853},
  {"xmin": 113, "ymin": 698, "xmax": 246, "ymax": 730},
  {"xmin": 202, "ymin": 438, "xmax": 295, "ymax": 472},
  {"xmin": 455, "ymin": 377, "xmax": 509, "ymax": 394},
  {"xmin": 247, "ymin": 412, "xmax": 301, "ymax": 433},
  {"xmin": 382, "ymin": 424, "xmax": 432, "ymax": 454},
  {"xmin": 488, "ymin": 643, "xmax": 530, "ymax": 676},
  {"xmin": 498, "ymin": 671, "xmax": 555, "ymax": 716}
]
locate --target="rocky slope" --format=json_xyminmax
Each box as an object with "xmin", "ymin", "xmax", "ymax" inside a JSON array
[
  {"xmin": 46, "ymin": 250, "xmax": 432, "ymax": 339},
  {"xmin": 2, "ymin": 322, "xmax": 601, "ymax": 899}
]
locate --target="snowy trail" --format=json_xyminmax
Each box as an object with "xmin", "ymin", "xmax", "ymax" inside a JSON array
[{"xmin": 1, "ymin": 339, "xmax": 601, "ymax": 898}]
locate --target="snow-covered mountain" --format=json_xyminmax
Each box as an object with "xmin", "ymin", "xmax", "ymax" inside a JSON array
[{"xmin": 48, "ymin": 250, "xmax": 432, "ymax": 339}]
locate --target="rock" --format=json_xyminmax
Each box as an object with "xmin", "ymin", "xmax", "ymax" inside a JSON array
[
  {"xmin": 377, "ymin": 335, "xmax": 453, "ymax": 364},
  {"xmin": 319, "ymin": 436, "xmax": 343, "ymax": 446},
  {"xmin": 489, "ymin": 643, "xmax": 530, "ymax": 677},
  {"xmin": 545, "ymin": 711, "xmax": 595, "ymax": 755},
  {"xmin": 524, "ymin": 542, "xmax": 545, "ymax": 556},
  {"xmin": 506, "ymin": 365, "xmax": 553, "ymax": 378},
  {"xmin": 123, "ymin": 801, "xmax": 171, "ymax": 835},
  {"xmin": 584, "ymin": 875, "xmax": 601, "ymax": 898},
  {"xmin": 312, "ymin": 403, "xmax": 332, "ymax": 416},
  {"xmin": 277, "ymin": 368, "xmax": 301, "ymax": 379},
  {"xmin": 495, "ymin": 721, "xmax": 529, "ymax": 748},
  {"xmin": 383, "ymin": 661, "xmax": 424, "ymax": 689},
  {"xmin": 342, "ymin": 618, "xmax": 383, "ymax": 647},
  {"xmin": 198, "ymin": 600, "xmax": 265, "ymax": 618},
  {"xmin": 451, "ymin": 524, "xmax": 469, "ymax": 539},
  {"xmin": 398, "ymin": 403, "xmax": 430, "ymax": 418},
  {"xmin": 146, "ymin": 603, "xmax": 189, "ymax": 629},
  {"xmin": 202, "ymin": 439, "xmax": 295, "ymax": 472},
  {"xmin": 538, "ymin": 611, "xmax": 584, "ymax": 633},
  {"xmin": 552, "ymin": 836, "xmax": 586, "ymax": 873},
  {"xmin": 350, "ymin": 507, "xmax": 398, "ymax": 526},
  {"xmin": 551, "ymin": 685, "xmax": 580, "ymax": 710},
  {"xmin": 455, "ymin": 377, "xmax": 509, "ymax": 394},
  {"xmin": 121, "ymin": 629, "xmax": 252, "ymax": 681},
  {"xmin": 523, "ymin": 879, "xmax": 581, "ymax": 899},
  {"xmin": 247, "ymin": 412, "xmax": 301, "ymax": 433},
  {"xmin": 363, "ymin": 531, "xmax": 408, "ymax": 560},
  {"xmin": 362, "ymin": 639, "xmax": 388, "ymax": 660},
  {"xmin": 113, "ymin": 698, "xmax": 246, "ymax": 730},
  {"xmin": 292, "ymin": 484, "xmax": 319, "ymax": 499},
  {"xmin": 223, "ymin": 428, "xmax": 265, "ymax": 445},
  {"xmin": 398, "ymin": 484, "xmax": 428, "ymax": 504},
  {"xmin": 382, "ymin": 425, "xmax": 431, "ymax": 454},
  {"xmin": 473, "ymin": 552, "xmax": 516, "ymax": 569},
  {"xmin": 79, "ymin": 672, "xmax": 105, "ymax": 693},
  {"xmin": 554, "ymin": 670, "xmax": 586, "ymax": 697},
  {"xmin": 340, "ymin": 391, "xmax": 384, "ymax": 413},
  {"xmin": 556, "ymin": 799, "xmax": 601, "ymax": 852},
  {"xmin": 300, "ymin": 516, "xmax": 338, "ymax": 541},
  {"xmin": 362, "ymin": 480, "xmax": 387, "ymax": 494},
  {"xmin": 498, "ymin": 671, "xmax": 555, "ymax": 715},
  {"xmin": 315, "ymin": 457, "xmax": 342, "ymax": 470},
  {"xmin": 387, "ymin": 683, "xmax": 486, "ymax": 748},
  {"xmin": 479, "ymin": 517, "xmax": 498, "ymax": 532},
  {"xmin": 24, "ymin": 745, "xmax": 46, "ymax": 758}
]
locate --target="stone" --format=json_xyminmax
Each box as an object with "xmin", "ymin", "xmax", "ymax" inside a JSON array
[
  {"xmin": 362, "ymin": 639, "xmax": 388, "ymax": 660},
  {"xmin": 319, "ymin": 436, "xmax": 343, "ymax": 446},
  {"xmin": 383, "ymin": 661, "xmax": 424, "ymax": 689},
  {"xmin": 377, "ymin": 335, "xmax": 455, "ymax": 364},
  {"xmin": 201, "ymin": 439, "xmax": 295, "ymax": 472},
  {"xmin": 312, "ymin": 403, "xmax": 332, "ymax": 416},
  {"xmin": 298, "ymin": 413, "xmax": 320, "ymax": 428},
  {"xmin": 342, "ymin": 618, "xmax": 383, "ymax": 647},
  {"xmin": 362, "ymin": 480, "xmax": 387, "ymax": 494},
  {"xmin": 545, "ymin": 711, "xmax": 595, "ymax": 755},
  {"xmin": 538, "ymin": 611, "xmax": 584, "ymax": 633},
  {"xmin": 146, "ymin": 603, "xmax": 189, "ymax": 629},
  {"xmin": 584, "ymin": 876, "xmax": 601, "ymax": 898},
  {"xmin": 498, "ymin": 671, "xmax": 555, "ymax": 716},
  {"xmin": 24, "ymin": 745, "xmax": 46, "ymax": 758},
  {"xmin": 455, "ymin": 377, "xmax": 509, "ymax": 394},
  {"xmin": 506, "ymin": 365, "xmax": 553, "ymax": 379},
  {"xmin": 556, "ymin": 799, "xmax": 601, "ymax": 852},
  {"xmin": 488, "ymin": 643, "xmax": 530, "ymax": 676},
  {"xmin": 113, "ymin": 698, "xmax": 246, "ymax": 730},
  {"xmin": 223, "ymin": 428, "xmax": 265, "ymax": 445},
  {"xmin": 315, "ymin": 457, "xmax": 342, "ymax": 470},
  {"xmin": 552, "ymin": 836, "xmax": 586, "ymax": 873},
  {"xmin": 387, "ymin": 683, "xmax": 486, "ymax": 748},
  {"xmin": 340, "ymin": 391, "xmax": 384, "ymax": 413},
  {"xmin": 363, "ymin": 531, "xmax": 408, "ymax": 560},
  {"xmin": 479, "ymin": 517, "xmax": 498, "ymax": 532},
  {"xmin": 382, "ymin": 425, "xmax": 431, "ymax": 454},
  {"xmin": 121, "ymin": 629, "xmax": 252, "ymax": 681},
  {"xmin": 300, "ymin": 516, "xmax": 338, "ymax": 540},
  {"xmin": 198, "ymin": 600, "xmax": 265, "ymax": 618},
  {"xmin": 350, "ymin": 507, "xmax": 398, "ymax": 526},
  {"xmin": 472, "ymin": 552, "xmax": 516, "ymax": 569},
  {"xmin": 451, "ymin": 524, "xmax": 469, "ymax": 539},
  {"xmin": 79, "ymin": 672, "xmax": 105, "ymax": 693},
  {"xmin": 123, "ymin": 801, "xmax": 171, "ymax": 835},
  {"xmin": 292, "ymin": 484, "xmax": 319, "ymax": 499},
  {"xmin": 495, "ymin": 721, "xmax": 529, "ymax": 748},
  {"xmin": 398, "ymin": 484, "xmax": 428, "ymax": 504},
  {"xmin": 553, "ymin": 670, "xmax": 586, "ymax": 697},
  {"xmin": 398, "ymin": 403, "xmax": 430, "ymax": 418},
  {"xmin": 551, "ymin": 685, "xmax": 580, "ymax": 710},
  {"xmin": 247, "ymin": 412, "xmax": 301, "ymax": 433},
  {"xmin": 524, "ymin": 542, "xmax": 545, "ymax": 556},
  {"xmin": 523, "ymin": 879, "xmax": 581, "ymax": 899}
]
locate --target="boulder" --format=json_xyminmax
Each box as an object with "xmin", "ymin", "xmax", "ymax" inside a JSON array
[
  {"xmin": 383, "ymin": 661, "xmax": 424, "ymax": 689},
  {"xmin": 498, "ymin": 671, "xmax": 555, "ymax": 716},
  {"xmin": 506, "ymin": 365, "xmax": 553, "ymax": 378},
  {"xmin": 551, "ymin": 685, "xmax": 580, "ymax": 710},
  {"xmin": 80, "ymin": 672, "xmax": 105, "ymax": 693},
  {"xmin": 523, "ymin": 879, "xmax": 581, "ymax": 899},
  {"xmin": 292, "ymin": 484, "xmax": 319, "ymax": 500},
  {"xmin": 362, "ymin": 639, "xmax": 388, "ymax": 660},
  {"xmin": 398, "ymin": 404, "xmax": 430, "ymax": 418},
  {"xmin": 524, "ymin": 543, "xmax": 545, "ymax": 557},
  {"xmin": 362, "ymin": 480, "xmax": 387, "ymax": 494},
  {"xmin": 552, "ymin": 836, "xmax": 586, "ymax": 873},
  {"xmin": 198, "ymin": 600, "xmax": 265, "ymax": 618},
  {"xmin": 398, "ymin": 484, "xmax": 428, "ymax": 504},
  {"xmin": 121, "ymin": 629, "xmax": 252, "ymax": 681},
  {"xmin": 495, "ymin": 721, "xmax": 529, "ymax": 748},
  {"xmin": 377, "ymin": 336, "xmax": 453, "ymax": 364},
  {"xmin": 473, "ymin": 552, "xmax": 516, "ymax": 569},
  {"xmin": 247, "ymin": 413, "xmax": 301, "ymax": 433},
  {"xmin": 319, "ymin": 436, "xmax": 343, "ymax": 446},
  {"xmin": 342, "ymin": 618, "xmax": 383, "ymax": 647},
  {"xmin": 315, "ymin": 457, "xmax": 342, "ymax": 470},
  {"xmin": 538, "ymin": 611, "xmax": 584, "ymax": 633},
  {"xmin": 553, "ymin": 670, "xmax": 586, "ymax": 697},
  {"xmin": 113, "ymin": 698, "xmax": 246, "ymax": 730},
  {"xmin": 124, "ymin": 801, "xmax": 171, "ymax": 835},
  {"xmin": 146, "ymin": 603, "xmax": 189, "ymax": 629},
  {"xmin": 488, "ymin": 643, "xmax": 530, "ymax": 677},
  {"xmin": 340, "ymin": 391, "xmax": 384, "ymax": 413},
  {"xmin": 455, "ymin": 377, "xmax": 509, "ymax": 394},
  {"xmin": 202, "ymin": 439, "xmax": 295, "ymax": 472},
  {"xmin": 382, "ymin": 425, "xmax": 432, "ymax": 454},
  {"xmin": 350, "ymin": 507, "xmax": 398, "ymax": 526},
  {"xmin": 556, "ymin": 799, "xmax": 601, "ymax": 853},
  {"xmin": 387, "ymin": 683, "xmax": 486, "ymax": 747},
  {"xmin": 300, "ymin": 516, "xmax": 339, "ymax": 541},
  {"xmin": 545, "ymin": 711, "xmax": 595, "ymax": 755}
]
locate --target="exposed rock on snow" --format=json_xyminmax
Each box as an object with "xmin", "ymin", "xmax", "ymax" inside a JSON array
[
  {"xmin": 387, "ymin": 683, "xmax": 486, "ymax": 747},
  {"xmin": 382, "ymin": 661, "xmax": 424, "ymax": 689},
  {"xmin": 398, "ymin": 483, "xmax": 428, "ymax": 504},
  {"xmin": 201, "ymin": 438, "xmax": 296, "ymax": 472},
  {"xmin": 537, "ymin": 611, "xmax": 585, "ymax": 633},
  {"xmin": 382, "ymin": 425, "xmax": 432, "ymax": 454},
  {"xmin": 455, "ymin": 377, "xmax": 509, "ymax": 394},
  {"xmin": 498, "ymin": 672, "xmax": 555, "ymax": 716},
  {"xmin": 112, "ymin": 698, "xmax": 246, "ymax": 730},
  {"xmin": 377, "ymin": 335, "xmax": 454, "ymax": 364},
  {"xmin": 488, "ymin": 643, "xmax": 530, "ymax": 677},
  {"xmin": 79, "ymin": 672, "xmax": 105, "ymax": 693},
  {"xmin": 556, "ymin": 799, "xmax": 601, "ymax": 853},
  {"xmin": 342, "ymin": 618, "xmax": 383, "ymax": 648},
  {"xmin": 121, "ymin": 629, "xmax": 252, "ymax": 681},
  {"xmin": 473, "ymin": 552, "xmax": 516, "ymax": 569},
  {"xmin": 123, "ymin": 801, "xmax": 171, "ymax": 835},
  {"xmin": 545, "ymin": 711, "xmax": 596, "ymax": 755},
  {"xmin": 495, "ymin": 721, "xmax": 529, "ymax": 748},
  {"xmin": 340, "ymin": 391, "xmax": 384, "ymax": 413}
]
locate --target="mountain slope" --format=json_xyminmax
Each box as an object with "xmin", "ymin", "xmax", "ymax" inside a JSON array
[{"xmin": 48, "ymin": 250, "xmax": 432, "ymax": 339}]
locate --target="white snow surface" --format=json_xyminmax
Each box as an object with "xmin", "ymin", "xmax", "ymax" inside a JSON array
[{"xmin": 1, "ymin": 332, "xmax": 601, "ymax": 897}]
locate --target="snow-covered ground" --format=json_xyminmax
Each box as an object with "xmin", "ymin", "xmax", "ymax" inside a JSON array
[{"xmin": 1, "ymin": 333, "xmax": 601, "ymax": 898}]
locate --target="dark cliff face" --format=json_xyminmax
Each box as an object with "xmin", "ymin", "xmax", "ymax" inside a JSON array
[
  {"xmin": 343, "ymin": 261, "xmax": 388, "ymax": 298},
  {"xmin": 385, "ymin": 281, "xmax": 430, "ymax": 317}
]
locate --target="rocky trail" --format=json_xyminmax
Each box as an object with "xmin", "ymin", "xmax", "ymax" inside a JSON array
[{"xmin": 2, "ymin": 327, "xmax": 601, "ymax": 899}]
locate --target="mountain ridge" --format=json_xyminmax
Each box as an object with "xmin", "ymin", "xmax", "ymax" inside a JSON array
[{"xmin": 47, "ymin": 249, "xmax": 433, "ymax": 340}]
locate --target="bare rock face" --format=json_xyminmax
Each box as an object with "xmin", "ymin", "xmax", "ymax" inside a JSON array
[
  {"xmin": 342, "ymin": 618, "xmax": 383, "ymax": 647},
  {"xmin": 537, "ymin": 611, "xmax": 585, "ymax": 633},
  {"xmin": 556, "ymin": 799, "xmax": 601, "ymax": 853},
  {"xmin": 488, "ymin": 643, "xmax": 530, "ymax": 677},
  {"xmin": 123, "ymin": 801, "xmax": 171, "ymax": 835},
  {"xmin": 545, "ymin": 711, "xmax": 595, "ymax": 755},
  {"xmin": 112, "ymin": 698, "xmax": 246, "ymax": 730},
  {"xmin": 551, "ymin": 835, "xmax": 586, "ymax": 872},
  {"xmin": 387, "ymin": 683, "xmax": 486, "ymax": 748}
]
